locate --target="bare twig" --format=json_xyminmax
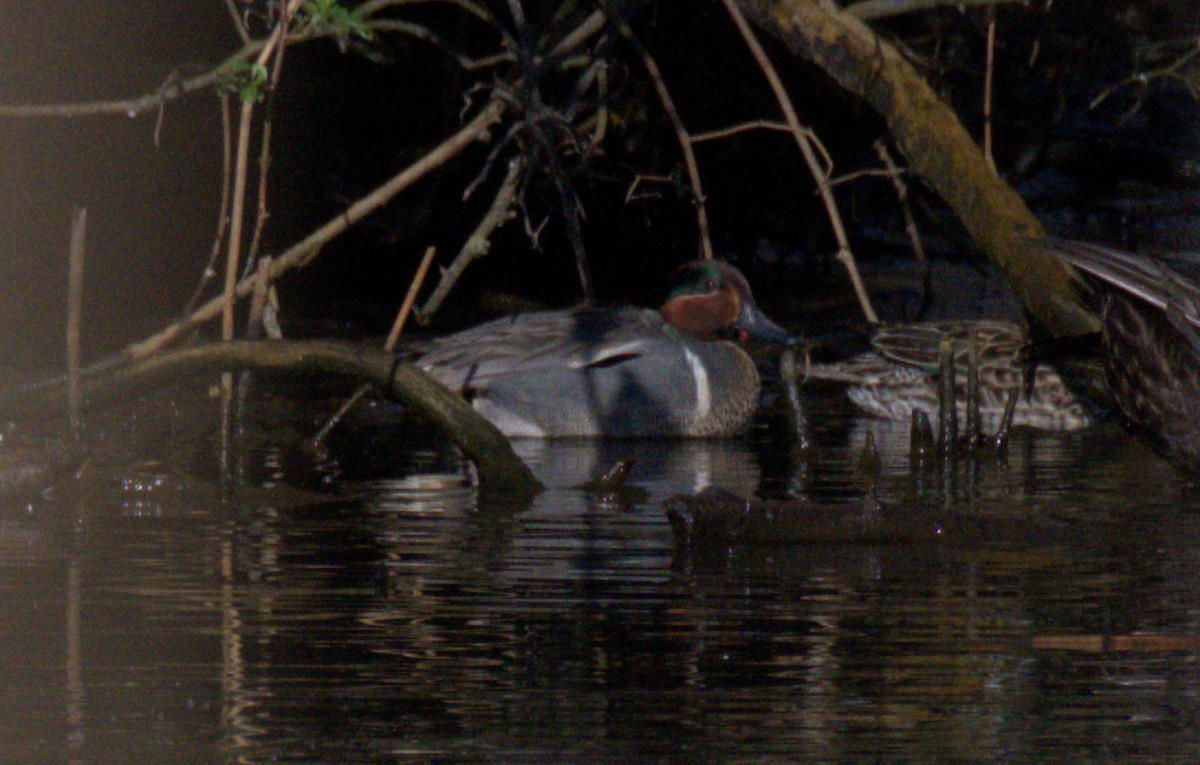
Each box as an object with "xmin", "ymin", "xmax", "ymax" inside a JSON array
[
  {"xmin": 719, "ymin": 0, "xmax": 877, "ymax": 323},
  {"xmin": 549, "ymin": 9, "xmax": 607, "ymax": 59},
  {"xmin": 1090, "ymin": 38, "xmax": 1200, "ymax": 114},
  {"xmin": 243, "ymin": 6, "xmax": 295, "ymax": 282},
  {"xmin": 624, "ymin": 174, "xmax": 672, "ymax": 202},
  {"xmin": 225, "ymin": 0, "xmax": 302, "ymax": 347},
  {"xmin": 224, "ymin": 102, "xmax": 255, "ymax": 344},
  {"xmin": 874, "ymin": 140, "xmax": 930, "ymax": 318},
  {"xmin": 418, "ymin": 156, "xmax": 524, "ymax": 321},
  {"xmin": 0, "ymin": 41, "xmax": 265, "ymax": 118},
  {"xmin": 0, "ymin": 9, "xmax": 415, "ymax": 122},
  {"xmin": 387, "ymin": 246, "xmax": 439, "ymax": 350},
  {"xmin": 827, "ymin": 167, "xmax": 904, "ymax": 187},
  {"xmin": 367, "ymin": 20, "xmax": 514, "ymax": 70},
  {"xmin": 691, "ymin": 119, "xmax": 792, "ymax": 143},
  {"xmin": 244, "ymin": 114, "xmax": 273, "ymax": 277},
  {"xmin": 222, "ymin": 0, "xmax": 252, "ymax": 44},
  {"xmin": 0, "ymin": 0, "xmax": 507, "ymax": 122},
  {"xmin": 357, "ymin": 0, "xmax": 494, "ymax": 26},
  {"xmin": 620, "ymin": 24, "xmax": 713, "ymax": 261},
  {"xmin": 183, "ymin": 94, "xmax": 233, "ymax": 319}
]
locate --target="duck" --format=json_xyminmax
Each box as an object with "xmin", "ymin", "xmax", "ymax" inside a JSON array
[
  {"xmin": 1034, "ymin": 237, "xmax": 1200, "ymax": 472},
  {"xmin": 408, "ymin": 260, "xmax": 794, "ymax": 438},
  {"xmin": 801, "ymin": 319, "xmax": 1097, "ymax": 432}
]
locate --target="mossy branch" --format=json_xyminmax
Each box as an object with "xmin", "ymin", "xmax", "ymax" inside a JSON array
[{"xmin": 0, "ymin": 340, "xmax": 541, "ymax": 500}]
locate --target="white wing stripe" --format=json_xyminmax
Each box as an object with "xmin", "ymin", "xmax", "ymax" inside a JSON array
[{"xmin": 683, "ymin": 346, "xmax": 712, "ymax": 424}]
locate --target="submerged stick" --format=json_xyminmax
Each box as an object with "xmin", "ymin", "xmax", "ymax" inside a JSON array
[
  {"xmin": 909, "ymin": 409, "xmax": 934, "ymax": 464},
  {"xmin": 779, "ymin": 347, "xmax": 813, "ymax": 451},
  {"xmin": 964, "ymin": 336, "xmax": 981, "ymax": 447},
  {"xmin": 994, "ymin": 387, "xmax": 1019, "ymax": 453},
  {"xmin": 66, "ymin": 208, "xmax": 87, "ymax": 440},
  {"xmin": 936, "ymin": 337, "xmax": 957, "ymax": 451}
]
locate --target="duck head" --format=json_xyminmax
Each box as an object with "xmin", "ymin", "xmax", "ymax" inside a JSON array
[{"xmin": 659, "ymin": 260, "xmax": 794, "ymax": 344}]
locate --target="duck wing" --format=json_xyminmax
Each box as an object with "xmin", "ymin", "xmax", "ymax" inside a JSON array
[
  {"xmin": 1038, "ymin": 237, "xmax": 1200, "ymax": 352},
  {"xmin": 412, "ymin": 307, "xmax": 667, "ymax": 393},
  {"xmin": 1040, "ymin": 237, "xmax": 1200, "ymax": 328},
  {"xmin": 801, "ymin": 320, "xmax": 1023, "ymax": 386},
  {"xmin": 870, "ymin": 320, "xmax": 1024, "ymax": 371}
]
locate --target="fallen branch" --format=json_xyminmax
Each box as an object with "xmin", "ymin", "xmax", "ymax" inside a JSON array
[{"xmin": 0, "ymin": 340, "xmax": 541, "ymax": 499}]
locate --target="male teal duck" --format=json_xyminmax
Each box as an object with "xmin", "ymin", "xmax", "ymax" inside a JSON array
[
  {"xmin": 1036, "ymin": 237, "xmax": 1200, "ymax": 472},
  {"xmin": 802, "ymin": 319, "xmax": 1096, "ymax": 432},
  {"xmin": 410, "ymin": 260, "xmax": 793, "ymax": 438}
]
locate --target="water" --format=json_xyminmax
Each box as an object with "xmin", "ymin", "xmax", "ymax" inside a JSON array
[{"xmin": 2, "ymin": 384, "xmax": 1200, "ymax": 763}]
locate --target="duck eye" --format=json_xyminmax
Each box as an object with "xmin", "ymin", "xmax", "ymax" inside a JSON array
[{"xmin": 702, "ymin": 278, "xmax": 719, "ymax": 292}]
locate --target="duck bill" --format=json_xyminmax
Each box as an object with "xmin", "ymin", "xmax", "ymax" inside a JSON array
[{"xmin": 735, "ymin": 302, "xmax": 795, "ymax": 345}]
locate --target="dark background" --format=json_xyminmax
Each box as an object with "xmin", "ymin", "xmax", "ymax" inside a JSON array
[{"xmin": 2, "ymin": 0, "xmax": 1198, "ymax": 370}]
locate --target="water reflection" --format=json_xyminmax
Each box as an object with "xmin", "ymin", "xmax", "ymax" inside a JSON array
[{"xmin": 2, "ymin": 388, "xmax": 1200, "ymax": 763}]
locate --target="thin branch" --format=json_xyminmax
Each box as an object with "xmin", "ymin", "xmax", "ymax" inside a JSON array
[
  {"xmin": 367, "ymin": 20, "xmax": 515, "ymax": 70},
  {"xmin": 244, "ymin": 11, "xmax": 298, "ymax": 281},
  {"xmin": 387, "ymin": 246, "xmax": 439, "ymax": 349},
  {"xmin": 224, "ymin": 102, "xmax": 255, "ymax": 343},
  {"xmin": 0, "ymin": 0, "xmax": 505, "ymax": 121},
  {"xmin": 222, "ymin": 0, "xmax": 252, "ymax": 44},
  {"xmin": 0, "ymin": 16, "xmax": 373, "ymax": 121},
  {"xmin": 417, "ymin": 156, "xmax": 524, "ymax": 321},
  {"xmin": 623, "ymin": 174, "xmax": 672, "ymax": 202},
  {"xmin": 244, "ymin": 113, "xmax": 273, "ymax": 278},
  {"xmin": 224, "ymin": 0, "xmax": 302, "ymax": 346},
  {"xmin": 827, "ymin": 167, "xmax": 903, "ymax": 187},
  {"xmin": 0, "ymin": 41, "xmax": 265, "ymax": 118},
  {"xmin": 691, "ymin": 119, "xmax": 792, "ymax": 143},
  {"xmin": 357, "ymin": 0, "xmax": 494, "ymax": 25},
  {"xmin": 620, "ymin": 24, "xmax": 713, "ymax": 261},
  {"xmin": 549, "ymin": 9, "xmax": 607, "ymax": 59},
  {"xmin": 183, "ymin": 93, "xmax": 234, "ymax": 319},
  {"xmin": 1090, "ymin": 38, "xmax": 1200, "ymax": 113},
  {"xmin": 720, "ymin": 0, "xmax": 878, "ymax": 323},
  {"xmin": 874, "ymin": 140, "xmax": 930, "ymax": 319}
]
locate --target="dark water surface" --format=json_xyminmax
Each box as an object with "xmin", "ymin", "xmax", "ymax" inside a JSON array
[{"xmin": 3, "ymin": 384, "xmax": 1200, "ymax": 764}]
